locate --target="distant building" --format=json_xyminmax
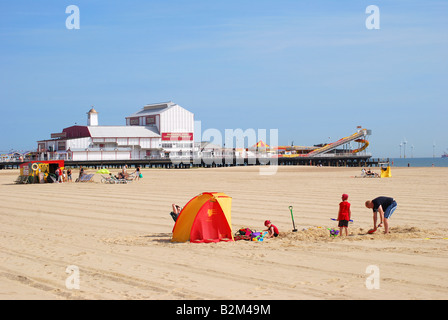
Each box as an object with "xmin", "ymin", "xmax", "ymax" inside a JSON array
[{"xmin": 36, "ymin": 102, "xmax": 194, "ymax": 161}]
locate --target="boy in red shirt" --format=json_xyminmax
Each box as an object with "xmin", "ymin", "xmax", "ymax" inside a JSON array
[
  {"xmin": 337, "ymin": 194, "xmax": 351, "ymax": 236},
  {"xmin": 263, "ymin": 220, "xmax": 279, "ymax": 238}
]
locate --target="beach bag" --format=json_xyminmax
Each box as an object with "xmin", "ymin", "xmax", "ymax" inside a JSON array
[
  {"xmin": 234, "ymin": 227, "xmax": 253, "ymax": 241},
  {"xmin": 237, "ymin": 227, "xmax": 253, "ymax": 236}
]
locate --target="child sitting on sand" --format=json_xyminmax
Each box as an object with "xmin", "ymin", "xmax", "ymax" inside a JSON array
[
  {"xmin": 263, "ymin": 220, "xmax": 279, "ymax": 238},
  {"xmin": 337, "ymin": 194, "xmax": 351, "ymax": 236}
]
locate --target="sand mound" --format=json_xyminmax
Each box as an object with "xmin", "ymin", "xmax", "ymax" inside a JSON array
[
  {"xmin": 278, "ymin": 225, "xmax": 445, "ymax": 242},
  {"xmin": 102, "ymin": 225, "xmax": 446, "ymax": 247}
]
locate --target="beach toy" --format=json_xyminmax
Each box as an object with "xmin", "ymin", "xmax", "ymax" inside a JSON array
[
  {"xmin": 258, "ymin": 232, "xmax": 268, "ymax": 241},
  {"xmin": 331, "ymin": 218, "xmax": 353, "ymax": 223},
  {"xmin": 367, "ymin": 228, "xmax": 377, "ymax": 234},
  {"xmin": 250, "ymin": 232, "xmax": 261, "ymax": 240},
  {"xmin": 251, "ymin": 232, "xmax": 268, "ymax": 242},
  {"xmin": 289, "ymin": 206, "xmax": 298, "ymax": 232},
  {"xmin": 327, "ymin": 228, "xmax": 339, "ymax": 237}
]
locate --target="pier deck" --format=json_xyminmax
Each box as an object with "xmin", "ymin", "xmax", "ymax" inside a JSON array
[{"xmin": 1, "ymin": 155, "xmax": 387, "ymax": 170}]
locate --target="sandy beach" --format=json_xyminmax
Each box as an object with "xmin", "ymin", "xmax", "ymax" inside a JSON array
[{"xmin": 0, "ymin": 165, "xmax": 447, "ymax": 300}]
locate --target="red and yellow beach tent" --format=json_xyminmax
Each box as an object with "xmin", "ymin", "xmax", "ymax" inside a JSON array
[{"xmin": 171, "ymin": 192, "xmax": 234, "ymax": 243}]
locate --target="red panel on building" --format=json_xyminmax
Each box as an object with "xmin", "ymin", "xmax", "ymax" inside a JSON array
[
  {"xmin": 62, "ymin": 126, "xmax": 91, "ymax": 139},
  {"xmin": 162, "ymin": 132, "xmax": 193, "ymax": 141}
]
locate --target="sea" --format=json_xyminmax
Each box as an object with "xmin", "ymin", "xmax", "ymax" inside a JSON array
[{"xmin": 388, "ymin": 157, "xmax": 448, "ymax": 167}]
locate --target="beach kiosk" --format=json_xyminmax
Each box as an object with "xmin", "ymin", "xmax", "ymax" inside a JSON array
[{"xmin": 17, "ymin": 160, "xmax": 65, "ymax": 184}]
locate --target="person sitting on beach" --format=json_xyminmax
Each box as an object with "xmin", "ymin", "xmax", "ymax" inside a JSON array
[
  {"xmin": 117, "ymin": 172, "xmax": 130, "ymax": 180},
  {"xmin": 365, "ymin": 196, "xmax": 398, "ymax": 234},
  {"xmin": 363, "ymin": 168, "xmax": 379, "ymax": 178},
  {"xmin": 170, "ymin": 204, "xmax": 182, "ymax": 222},
  {"xmin": 109, "ymin": 173, "xmax": 118, "ymax": 180},
  {"xmin": 263, "ymin": 220, "xmax": 279, "ymax": 238}
]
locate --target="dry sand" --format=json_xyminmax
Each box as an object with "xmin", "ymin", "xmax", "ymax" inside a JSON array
[{"xmin": 0, "ymin": 165, "xmax": 447, "ymax": 300}]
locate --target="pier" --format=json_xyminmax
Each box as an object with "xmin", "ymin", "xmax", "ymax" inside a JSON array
[{"xmin": 0, "ymin": 155, "xmax": 389, "ymax": 170}]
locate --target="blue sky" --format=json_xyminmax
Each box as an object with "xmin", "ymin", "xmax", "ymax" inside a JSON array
[{"xmin": 0, "ymin": 0, "xmax": 447, "ymax": 157}]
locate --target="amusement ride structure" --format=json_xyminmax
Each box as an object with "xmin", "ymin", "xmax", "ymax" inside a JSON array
[{"xmin": 275, "ymin": 127, "xmax": 371, "ymax": 159}]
